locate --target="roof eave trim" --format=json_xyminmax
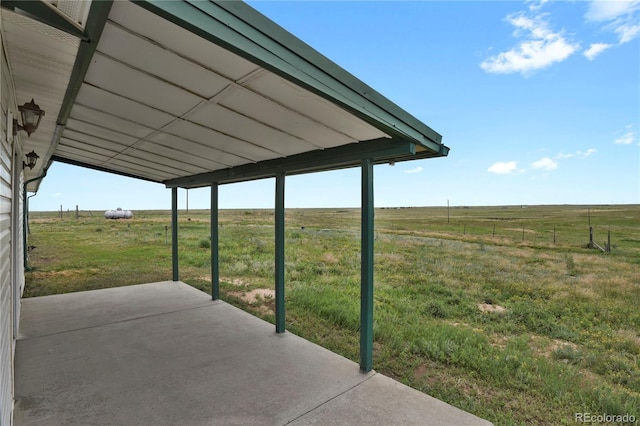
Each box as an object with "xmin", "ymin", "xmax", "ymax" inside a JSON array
[{"xmin": 164, "ymin": 138, "xmax": 440, "ymax": 188}]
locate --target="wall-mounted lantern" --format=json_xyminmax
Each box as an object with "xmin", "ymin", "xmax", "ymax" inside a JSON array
[
  {"xmin": 13, "ymin": 99, "xmax": 45, "ymax": 137},
  {"xmin": 23, "ymin": 150, "xmax": 39, "ymax": 170}
]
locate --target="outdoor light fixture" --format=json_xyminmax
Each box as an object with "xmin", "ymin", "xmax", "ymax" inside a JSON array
[
  {"xmin": 13, "ymin": 99, "xmax": 45, "ymax": 137},
  {"xmin": 23, "ymin": 150, "xmax": 39, "ymax": 170}
]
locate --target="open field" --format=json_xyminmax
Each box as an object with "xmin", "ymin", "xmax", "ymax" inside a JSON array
[{"xmin": 26, "ymin": 205, "xmax": 640, "ymax": 425}]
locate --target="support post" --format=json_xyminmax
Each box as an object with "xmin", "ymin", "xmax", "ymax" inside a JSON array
[
  {"xmin": 360, "ymin": 158, "xmax": 374, "ymax": 373},
  {"xmin": 172, "ymin": 187, "xmax": 179, "ymax": 281},
  {"xmin": 23, "ymin": 186, "xmax": 28, "ymax": 270},
  {"xmin": 211, "ymin": 184, "xmax": 219, "ymax": 300},
  {"xmin": 275, "ymin": 173, "xmax": 286, "ymax": 333}
]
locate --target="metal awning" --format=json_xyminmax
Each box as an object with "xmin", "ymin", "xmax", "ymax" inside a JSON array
[
  {"xmin": 3, "ymin": 0, "xmax": 452, "ymax": 374},
  {"xmin": 2, "ymin": 0, "xmax": 448, "ymax": 192}
]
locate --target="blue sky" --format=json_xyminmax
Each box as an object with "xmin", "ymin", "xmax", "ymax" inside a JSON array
[{"xmin": 31, "ymin": 0, "xmax": 639, "ymax": 211}]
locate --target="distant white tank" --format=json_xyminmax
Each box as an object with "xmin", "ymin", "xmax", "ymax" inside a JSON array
[{"xmin": 104, "ymin": 208, "xmax": 133, "ymax": 220}]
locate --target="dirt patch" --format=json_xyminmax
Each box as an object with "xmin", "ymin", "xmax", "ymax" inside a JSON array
[
  {"xmin": 220, "ymin": 276, "xmax": 247, "ymax": 286},
  {"xmin": 228, "ymin": 288, "xmax": 276, "ymax": 315},
  {"xmin": 320, "ymin": 252, "xmax": 340, "ymax": 264},
  {"xmin": 528, "ymin": 335, "xmax": 579, "ymax": 359},
  {"xmin": 230, "ymin": 288, "xmax": 275, "ymax": 304},
  {"xmin": 478, "ymin": 303, "xmax": 506, "ymax": 313},
  {"xmin": 549, "ymin": 339, "xmax": 577, "ymax": 352},
  {"xmin": 415, "ymin": 363, "xmax": 428, "ymax": 380}
]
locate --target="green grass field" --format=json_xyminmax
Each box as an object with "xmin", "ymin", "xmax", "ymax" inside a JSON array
[{"xmin": 26, "ymin": 205, "xmax": 639, "ymax": 425}]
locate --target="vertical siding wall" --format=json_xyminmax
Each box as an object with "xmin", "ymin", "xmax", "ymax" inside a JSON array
[{"xmin": 1, "ymin": 18, "xmax": 18, "ymax": 425}]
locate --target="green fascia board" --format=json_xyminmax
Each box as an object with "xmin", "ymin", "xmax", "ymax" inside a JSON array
[
  {"xmin": 164, "ymin": 138, "xmax": 423, "ymax": 188},
  {"xmin": 133, "ymin": 0, "xmax": 447, "ymax": 154},
  {"xmin": 1, "ymin": 0, "xmax": 89, "ymax": 41}
]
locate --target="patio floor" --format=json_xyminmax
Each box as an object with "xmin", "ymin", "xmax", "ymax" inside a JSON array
[{"xmin": 14, "ymin": 281, "xmax": 491, "ymax": 425}]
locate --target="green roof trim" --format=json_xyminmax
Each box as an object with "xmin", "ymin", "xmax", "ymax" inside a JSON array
[
  {"xmin": 133, "ymin": 0, "xmax": 447, "ymax": 155},
  {"xmin": 164, "ymin": 138, "xmax": 444, "ymax": 188},
  {"xmin": 0, "ymin": 0, "xmax": 89, "ymax": 41}
]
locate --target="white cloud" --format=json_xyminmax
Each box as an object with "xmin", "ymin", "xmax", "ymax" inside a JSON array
[
  {"xmin": 554, "ymin": 148, "xmax": 598, "ymax": 160},
  {"xmin": 527, "ymin": 0, "xmax": 550, "ymax": 12},
  {"xmin": 584, "ymin": 42, "xmax": 613, "ymax": 60},
  {"xmin": 585, "ymin": 1, "xmax": 640, "ymax": 23},
  {"xmin": 578, "ymin": 148, "xmax": 598, "ymax": 157},
  {"xmin": 481, "ymin": 11, "xmax": 579, "ymax": 75},
  {"xmin": 615, "ymin": 129, "xmax": 635, "ymax": 145},
  {"xmin": 531, "ymin": 157, "xmax": 558, "ymax": 170},
  {"xmin": 585, "ymin": 0, "xmax": 640, "ymax": 45},
  {"xmin": 404, "ymin": 166, "xmax": 423, "ymax": 174},
  {"xmin": 555, "ymin": 152, "xmax": 574, "ymax": 159},
  {"xmin": 488, "ymin": 161, "xmax": 518, "ymax": 174},
  {"xmin": 616, "ymin": 23, "xmax": 640, "ymax": 43}
]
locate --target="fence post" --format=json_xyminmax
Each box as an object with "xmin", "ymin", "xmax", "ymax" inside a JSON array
[
  {"xmin": 589, "ymin": 226, "xmax": 593, "ymax": 248},
  {"xmin": 553, "ymin": 226, "xmax": 556, "ymax": 245},
  {"xmin": 607, "ymin": 230, "xmax": 611, "ymax": 253}
]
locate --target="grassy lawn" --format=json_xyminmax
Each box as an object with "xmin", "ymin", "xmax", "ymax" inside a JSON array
[{"xmin": 26, "ymin": 205, "xmax": 640, "ymax": 425}]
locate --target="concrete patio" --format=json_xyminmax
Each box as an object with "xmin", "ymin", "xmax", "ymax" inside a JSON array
[{"xmin": 14, "ymin": 281, "xmax": 490, "ymax": 425}]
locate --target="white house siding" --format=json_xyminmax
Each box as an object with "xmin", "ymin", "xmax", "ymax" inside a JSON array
[
  {"xmin": 1, "ymin": 18, "xmax": 19, "ymax": 425},
  {"xmin": 11, "ymin": 161, "xmax": 23, "ymax": 345}
]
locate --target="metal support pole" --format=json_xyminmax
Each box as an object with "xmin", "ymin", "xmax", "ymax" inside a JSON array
[
  {"xmin": 172, "ymin": 187, "xmax": 179, "ymax": 281},
  {"xmin": 23, "ymin": 186, "xmax": 28, "ymax": 270},
  {"xmin": 360, "ymin": 158, "xmax": 374, "ymax": 373},
  {"xmin": 275, "ymin": 173, "xmax": 286, "ymax": 333},
  {"xmin": 211, "ymin": 184, "xmax": 219, "ymax": 300}
]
